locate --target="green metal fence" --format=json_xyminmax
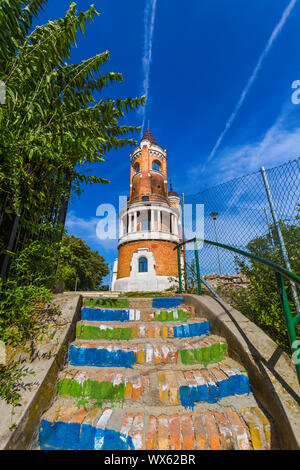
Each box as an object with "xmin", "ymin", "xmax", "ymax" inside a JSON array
[
  {"xmin": 175, "ymin": 237, "xmax": 300, "ymax": 384},
  {"xmin": 183, "ymin": 158, "xmax": 300, "ymax": 282}
]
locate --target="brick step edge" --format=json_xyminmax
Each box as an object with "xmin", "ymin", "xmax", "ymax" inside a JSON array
[{"xmin": 39, "ymin": 405, "xmax": 271, "ymax": 450}]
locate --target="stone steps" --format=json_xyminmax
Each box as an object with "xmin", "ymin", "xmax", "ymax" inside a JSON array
[
  {"xmin": 81, "ymin": 306, "xmax": 192, "ymax": 323},
  {"xmin": 57, "ymin": 363, "xmax": 251, "ymax": 407},
  {"xmin": 76, "ymin": 319, "xmax": 211, "ymax": 340},
  {"xmin": 38, "ymin": 298, "xmax": 276, "ymax": 450},
  {"xmin": 68, "ymin": 335, "xmax": 227, "ymax": 367},
  {"xmin": 39, "ymin": 400, "xmax": 271, "ymax": 450}
]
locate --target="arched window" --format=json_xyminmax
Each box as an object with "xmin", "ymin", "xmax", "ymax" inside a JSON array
[
  {"xmin": 139, "ymin": 257, "xmax": 148, "ymax": 272},
  {"xmin": 134, "ymin": 162, "xmax": 140, "ymax": 174},
  {"xmin": 152, "ymin": 160, "xmax": 161, "ymax": 172}
]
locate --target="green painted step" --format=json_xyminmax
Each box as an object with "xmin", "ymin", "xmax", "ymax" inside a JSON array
[
  {"xmin": 151, "ymin": 309, "xmax": 189, "ymax": 322},
  {"xmin": 76, "ymin": 323, "xmax": 132, "ymax": 341},
  {"xmin": 57, "ymin": 377, "xmax": 125, "ymax": 405},
  {"xmin": 83, "ymin": 298, "xmax": 130, "ymax": 308},
  {"xmin": 181, "ymin": 341, "xmax": 227, "ymax": 366}
]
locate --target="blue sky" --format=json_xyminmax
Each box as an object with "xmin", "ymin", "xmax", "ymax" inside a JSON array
[{"xmin": 34, "ymin": 0, "xmax": 300, "ymax": 280}]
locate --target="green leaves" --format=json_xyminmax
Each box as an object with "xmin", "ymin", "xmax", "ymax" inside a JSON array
[
  {"xmin": 57, "ymin": 235, "xmax": 109, "ymax": 291},
  {"xmin": 0, "ymin": 1, "xmax": 144, "ymax": 286},
  {"xmin": 1, "ymin": 1, "xmax": 144, "ymax": 218},
  {"xmin": 219, "ymin": 217, "xmax": 300, "ymax": 354}
]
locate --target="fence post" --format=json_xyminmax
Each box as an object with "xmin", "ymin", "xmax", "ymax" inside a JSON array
[
  {"xmin": 275, "ymin": 272, "xmax": 300, "ymax": 384},
  {"xmin": 181, "ymin": 192, "xmax": 188, "ymax": 290},
  {"xmin": 264, "ymin": 207, "xmax": 275, "ymax": 250},
  {"xmin": 194, "ymin": 238, "xmax": 202, "ymax": 296},
  {"xmin": 177, "ymin": 245, "xmax": 182, "ymax": 294},
  {"xmin": 260, "ymin": 166, "xmax": 300, "ymax": 312}
]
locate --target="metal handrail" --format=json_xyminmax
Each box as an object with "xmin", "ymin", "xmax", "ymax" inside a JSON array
[
  {"xmin": 176, "ymin": 237, "xmax": 300, "ymax": 285},
  {"xmin": 174, "ymin": 237, "xmax": 300, "ymax": 384}
]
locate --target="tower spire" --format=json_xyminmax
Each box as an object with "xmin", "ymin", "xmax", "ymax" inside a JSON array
[{"xmin": 140, "ymin": 127, "xmax": 158, "ymax": 146}]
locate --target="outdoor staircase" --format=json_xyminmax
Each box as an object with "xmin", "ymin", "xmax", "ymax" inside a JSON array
[{"xmin": 38, "ymin": 297, "xmax": 275, "ymax": 450}]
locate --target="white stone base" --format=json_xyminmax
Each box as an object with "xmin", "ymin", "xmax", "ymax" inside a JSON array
[
  {"xmin": 112, "ymin": 275, "xmax": 178, "ymax": 293},
  {"xmin": 111, "ymin": 247, "xmax": 179, "ymax": 292}
]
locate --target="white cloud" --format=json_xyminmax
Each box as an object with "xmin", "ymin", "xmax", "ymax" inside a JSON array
[
  {"xmin": 218, "ymin": 123, "xmax": 300, "ymax": 178},
  {"xmin": 65, "ymin": 211, "xmax": 119, "ymax": 252},
  {"xmin": 206, "ymin": 0, "xmax": 297, "ymax": 167},
  {"xmin": 139, "ymin": 0, "xmax": 158, "ymax": 135},
  {"xmin": 185, "ymin": 114, "xmax": 300, "ymax": 192}
]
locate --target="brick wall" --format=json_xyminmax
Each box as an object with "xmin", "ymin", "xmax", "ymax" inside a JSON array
[
  {"xmin": 117, "ymin": 240, "xmax": 178, "ymax": 279},
  {"xmin": 129, "ymin": 145, "xmax": 169, "ymax": 203}
]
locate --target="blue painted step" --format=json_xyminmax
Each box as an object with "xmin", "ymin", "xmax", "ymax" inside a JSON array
[
  {"xmin": 152, "ymin": 297, "xmax": 184, "ymax": 309},
  {"xmin": 69, "ymin": 344, "xmax": 136, "ymax": 367},
  {"xmin": 81, "ymin": 308, "xmax": 130, "ymax": 322},
  {"xmin": 39, "ymin": 419, "xmax": 134, "ymax": 450},
  {"xmin": 179, "ymin": 372, "xmax": 251, "ymax": 409}
]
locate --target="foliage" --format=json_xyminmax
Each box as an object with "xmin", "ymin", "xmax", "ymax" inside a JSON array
[
  {"xmin": 57, "ymin": 235, "xmax": 109, "ymax": 291},
  {"xmin": 0, "ymin": 363, "xmax": 35, "ymax": 407},
  {"xmin": 181, "ymin": 258, "xmax": 200, "ymax": 294},
  {"xmin": 0, "ymin": 1, "xmax": 144, "ymax": 405},
  {"xmin": 219, "ymin": 216, "xmax": 300, "ymax": 354},
  {"xmin": 0, "ymin": 0, "xmax": 144, "ymax": 279},
  {"xmin": 0, "ymin": 279, "xmax": 53, "ymax": 346}
]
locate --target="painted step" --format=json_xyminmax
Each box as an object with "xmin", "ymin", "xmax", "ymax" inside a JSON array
[
  {"xmin": 180, "ymin": 337, "xmax": 227, "ymax": 365},
  {"xmin": 68, "ymin": 336, "xmax": 227, "ymax": 367},
  {"xmin": 156, "ymin": 364, "xmax": 251, "ymax": 408},
  {"xmin": 152, "ymin": 297, "xmax": 184, "ymax": 309},
  {"xmin": 81, "ymin": 307, "xmax": 140, "ymax": 323},
  {"xmin": 81, "ymin": 307, "xmax": 192, "ymax": 323},
  {"xmin": 83, "ymin": 298, "xmax": 130, "ymax": 309},
  {"xmin": 68, "ymin": 340, "xmax": 179, "ymax": 367},
  {"xmin": 148, "ymin": 308, "xmax": 191, "ymax": 322},
  {"xmin": 57, "ymin": 363, "xmax": 250, "ymax": 408},
  {"xmin": 57, "ymin": 368, "xmax": 149, "ymax": 404},
  {"xmin": 76, "ymin": 320, "xmax": 210, "ymax": 341},
  {"xmin": 39, "ymin": 404, "xmax": 271, "ymax": 450}
]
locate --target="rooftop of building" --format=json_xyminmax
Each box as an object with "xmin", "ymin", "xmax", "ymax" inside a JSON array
[{"xmin": 140, "ymin": 127, "xmax": 158, "ymax": 146}]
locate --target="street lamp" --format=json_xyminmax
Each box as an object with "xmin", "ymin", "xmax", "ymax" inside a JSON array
[{"xmin": 209, "ymin": 212, "xmax": 223, "ymax": 275}]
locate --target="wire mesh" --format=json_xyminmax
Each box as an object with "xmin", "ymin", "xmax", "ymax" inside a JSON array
[{"xmin": 183, "ymin": 158, "xmax": 300, "ymax": 280}]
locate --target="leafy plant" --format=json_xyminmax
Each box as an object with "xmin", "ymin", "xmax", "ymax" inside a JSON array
[
  {"xmin": 0, "ymin": 364, "xmax": 35, "ymax": 406},
  {"xmin": 218, "ymin": 216, "xmax": 300, "ymax": 354},
  {"xmin": 0, "ymin": 1, "xmax": 144, "ymax": 405},
  {"xmin": 57, "ymin": 235, "xmax": 109, "ymax": 291},
  {"xmin": 0, "ymin": 0, "xmax": 144, "ymax": 280}
]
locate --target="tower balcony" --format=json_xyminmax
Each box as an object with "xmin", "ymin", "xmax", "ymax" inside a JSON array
[{"xmin": 118, "ymin": 203, "xmax": 181, "ymax": 246}]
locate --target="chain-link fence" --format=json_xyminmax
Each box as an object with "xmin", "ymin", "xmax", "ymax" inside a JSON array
[
  {"xmin": 183, "ymin": 158, "xmax": 300, "ymax": 281},
  {"xmin": 179, "ymin": 158, "xmax": 300, "ymax": 356}
]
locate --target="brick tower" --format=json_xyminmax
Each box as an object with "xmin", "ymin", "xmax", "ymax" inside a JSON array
[{"xmin": 112, "ymin": 128, "xmax": 182, "ymax": 292}]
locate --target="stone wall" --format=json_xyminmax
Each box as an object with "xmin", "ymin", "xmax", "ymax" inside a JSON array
[
  {"xmin": 0, "ymin": 293, "xmax": 81, "ymax": 450},
  {"xmin": 203, "ymin": 273, "xmax": 250, "ymax": 291}
]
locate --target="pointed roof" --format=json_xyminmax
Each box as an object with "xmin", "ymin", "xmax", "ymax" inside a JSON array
[{"xmin": 140, "ymin": 128, "xmax": 158, "ymax": 146}]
